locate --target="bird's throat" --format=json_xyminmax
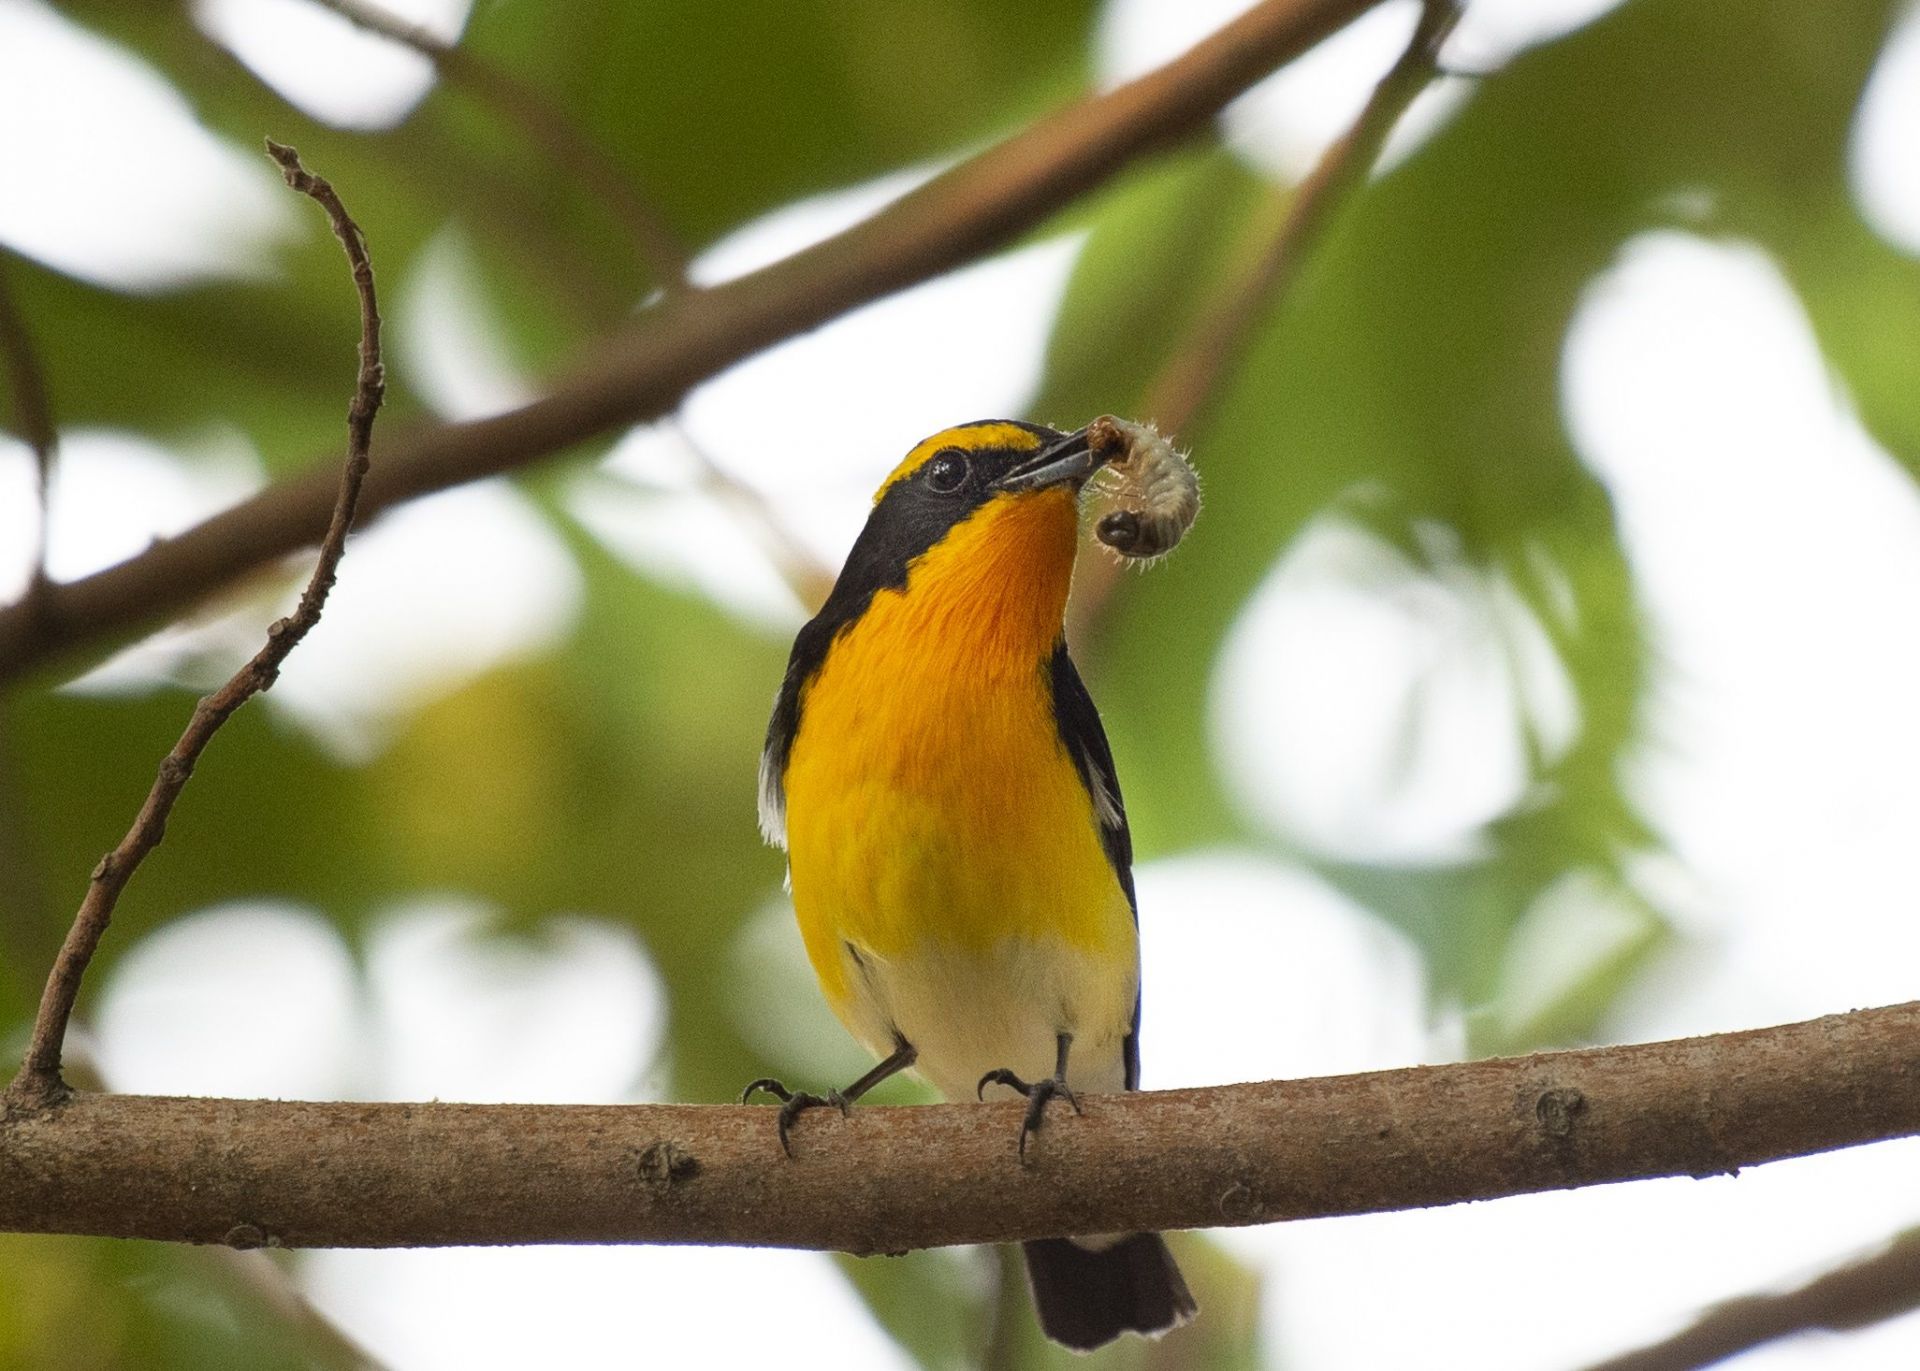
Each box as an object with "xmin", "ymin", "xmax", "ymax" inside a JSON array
[{"xmin": 879, "ymin": 486, "xmax": 1080, "ymax": 679}]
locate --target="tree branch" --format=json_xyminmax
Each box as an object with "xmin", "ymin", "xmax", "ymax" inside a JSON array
[
  {"xmin": 2, "ymin": 143, "xmax": 384, "ymax": 1110},
  {"xmin": 2, "ymin": 1003, "xmax": 1917, "ymax": 1251},
  {"xmin": 0, "ymin": 0, "xmax": 1383, "ymax": 685},
  {"xmin": 1580, "ymin": 1226, "xmax": 1920, "ymax": 1371},
  {"xmin": 307, "ymin": 0, "xmax": 691, "ymax": 289}
]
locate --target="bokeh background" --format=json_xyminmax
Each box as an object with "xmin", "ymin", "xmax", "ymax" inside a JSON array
[{"xmin": 4, "ymin": 0, "xmax": 1920, "ymax": 1366}]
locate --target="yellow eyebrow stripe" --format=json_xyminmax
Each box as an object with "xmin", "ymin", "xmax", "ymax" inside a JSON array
[{"xmin": 873, "ymin": 421, "xmax": 1046, "ymax": 503}]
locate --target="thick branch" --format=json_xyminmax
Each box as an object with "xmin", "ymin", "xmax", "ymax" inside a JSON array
[
  {"xmin": 3, "ymin": 143, "xmax": 384, "ymax": 1109},
  {"xmin": 1582, "ymin": 1227, "xmax": 1920, "ymax": 1371},
  {"xmin": 2, "ymin": 1004, "xmax": 1916, "ymax": 1251},
  {"xmin": 0, "ymin": 0, "xmax": 1381, "ymax": 684}
]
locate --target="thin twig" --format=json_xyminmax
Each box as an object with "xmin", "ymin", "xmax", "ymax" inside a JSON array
[
  {"xmin": 1068, "ymin": 0, "xmax": 1460, "ymax": 644},
  {"xmin": 676, "ymin": 425, "xmax": 837, "ymax": 612},
  {"xmin": 3, "ymin": 142, "xmax": 384, "ymax": 1109},
  {"xmin": 1, "ymin": 1003, "xmax": 1918, "ymax": 1250},
  {"xmin": 0, "ymin": 0, "xmax": 1386, "ymax": 683},
  {"xmin": 309, "ymin": 0, "xmax": 691, "ymax": 290},
  {"xmin": 1580, "ymin": 1228, "xmax": 1920, "ymax": 1371},
  {"xmin": 0, "ymin": 253, "xmax": 58, "ymax": 609}
]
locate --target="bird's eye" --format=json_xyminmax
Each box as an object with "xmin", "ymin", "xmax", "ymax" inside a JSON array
[{"xmin": 924, "ymin": 450, "xmax": 968, "ymax": 493}]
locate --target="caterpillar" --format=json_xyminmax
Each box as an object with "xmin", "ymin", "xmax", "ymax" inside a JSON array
[{"xmin": 1086, "ymin": 416, "xmax": 1200, "ymax": 561}]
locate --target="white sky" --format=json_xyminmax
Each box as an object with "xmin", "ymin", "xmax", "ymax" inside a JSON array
[{"xmin": 8, "ymin": 0, "xmax": 1920, "ymax": 1367}]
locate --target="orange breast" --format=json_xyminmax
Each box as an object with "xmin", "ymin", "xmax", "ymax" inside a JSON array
[{"xmin": 781, "ymin": 487, "xmax": 1136, "ymax": 1009}]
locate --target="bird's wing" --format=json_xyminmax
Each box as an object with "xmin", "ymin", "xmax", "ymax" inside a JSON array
[
  {"xmin": 1047, "ymin": 642, "xmax": 1136, "ymax": 908},
  {"xmin": 1047, "ymin": 642, "xmax": 1141, "ymax": 1089},
  {"xmin": 759, "ymin": 613, "xmax": 842, "ymax": 848}
]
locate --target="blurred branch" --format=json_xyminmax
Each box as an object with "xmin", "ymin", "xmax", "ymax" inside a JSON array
[
  {"xmin": 307, "ymin": 0, "xmax": 691, "ymax": 290},
  {"xmin": 677, "ymin": 425, "xmax": 837, "ymax": 612},
  {"xmin": 0, "ymin": 253, "xmax": 58, "ymax": 608},
  {"xmin": 168, "ymin": 18, "xmax": 621, "ymax": 326},
  {"xmin": 1069, "ymin": 0, "xmax": 1459, "ymax": 642},
  {"xmin": 1580, "ymin": 1228, "xmax": 1920, "ymax": 1371},
  {"xmin": 3, "ymin": 143, "xmax": 385, "ymax": 1110},
  {"xmin": 0, "ymin": 0, "xmax": 1385, "ymax": 684},
  {"xmin": 1150, "ymin": 0, "xmax": 1458, "ymax": 440},
  {"xmin": 4, "ymin": 1002, "xmax": 1919, "ymax": 1250},
  {"xmin": 206, "ymin": 1248, "xmax": 390, "ymax": 1371}
]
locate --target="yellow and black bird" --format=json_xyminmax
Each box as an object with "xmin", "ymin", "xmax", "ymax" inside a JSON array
[{"xmin": 750, "ymin": 419, "xmax": 1196, "ymax": 1350}]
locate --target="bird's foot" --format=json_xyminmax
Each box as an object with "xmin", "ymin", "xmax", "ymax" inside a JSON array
[
  {"xmin": 976, "ymin": 1067, "xmax": 1081, "ymax": 1160},
  {"xmin": 741, "ymin": 1077, "xmax": 851, "ymax": 1158}
]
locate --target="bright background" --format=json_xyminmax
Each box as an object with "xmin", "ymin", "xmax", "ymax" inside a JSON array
[{"xmin": 4, "ymin": 0, "xmax": 1920, "ymax": 1367}]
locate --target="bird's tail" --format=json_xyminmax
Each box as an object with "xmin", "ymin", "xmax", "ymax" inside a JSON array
[{"xmin": 1021, "ymin": 1232, "xmax": 1196, "ymax": 1352}]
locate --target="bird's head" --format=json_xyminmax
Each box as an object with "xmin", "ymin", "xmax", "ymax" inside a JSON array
[
  {"xmin": 819, "ymin": 420, "xmax": 1099, "ymax": 644},
  {"xmin": 757, "ymin": 420, "xmax": 1100, "ymax": 846}
]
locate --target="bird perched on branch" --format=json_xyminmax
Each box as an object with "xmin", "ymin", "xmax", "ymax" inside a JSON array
[{"xmin": 750, "ymin": 419, "xmax": 1196, "ymax": 1351}]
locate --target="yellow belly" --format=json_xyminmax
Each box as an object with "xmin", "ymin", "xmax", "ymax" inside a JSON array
[{"xmin": 782, "ymin": 592, "xmax": 1137, "ymax": 1100}]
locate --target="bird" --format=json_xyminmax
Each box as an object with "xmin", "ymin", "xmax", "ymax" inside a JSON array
[{"xmin": 749, "ymin": 418, "xmax": 1196, "ymax": 1351}]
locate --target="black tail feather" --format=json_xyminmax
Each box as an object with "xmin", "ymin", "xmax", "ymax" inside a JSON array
[{"xmin": 1021, "ymin": 1233, "xmax": 1196, "ymax": 1352}]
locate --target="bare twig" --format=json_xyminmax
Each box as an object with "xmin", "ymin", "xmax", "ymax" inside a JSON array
[
  {"xmin": 2, "ymin": 143, "xmax": 384, "ymax": 1109},
  {"xmin": 3, "ymin": 1003, "xmax": 1919, "ymax": 1250},
  {"xmin": 0, "ymin": 253, "xmax": 58, "ymax": 607},
  {"xmin": 308, "ymin": 0, "xmax": 690, "ymax": 289},
  {"xmin": 0, "ymin": 0, "xmax": 1385, "ymax": 684},
  {"xmin": 1581, "ymin": 1228, "xmax": 1920, "ymax": 1371},
  {"xmin": 1069, "ymin": 0, "xmax": 1460, "ymax": 642}
]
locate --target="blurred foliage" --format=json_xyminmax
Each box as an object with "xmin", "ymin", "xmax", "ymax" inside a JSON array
[
  {"xmin": 0, "ymin": 1236, "xmax": 367, "ymax": 1371},
  {"xmin": 3, "ymin": 0, "xmax": 1918, "ymax": 1367},
  {"xmin": 1071, "ymin": 0, "xmax": 1920, "ymax": 1046}
]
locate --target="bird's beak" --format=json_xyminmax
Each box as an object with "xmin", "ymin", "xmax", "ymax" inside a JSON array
[{"xmin": 996, "ymin": 428, "xmax": 1098, "ymax": 492}]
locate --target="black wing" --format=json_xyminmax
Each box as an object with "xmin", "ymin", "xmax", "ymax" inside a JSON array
[
  {"xmin": 1047, "ymin": 640, "xmax": 1143, "ymax": 1089},
  {"xmin": 758, "ymin": 515, "xmax": 924, "ymax": 847},
  {"xmin": 758, "ymin": 613, "xmax": 832, "ymax": 848}
]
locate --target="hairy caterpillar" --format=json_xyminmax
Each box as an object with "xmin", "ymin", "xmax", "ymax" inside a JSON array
[{"xmin": 1086, "ymin": 416, "xmax": 1200, "ymax": 560}]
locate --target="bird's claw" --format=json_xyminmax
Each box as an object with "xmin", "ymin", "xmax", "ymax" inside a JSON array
[
  {"xmin": 741, "ymin": 1077, "xmax": 849, "ymax": 1157},
  {"xmin": 976, "ymin": 1067, "xmax": 1081, "ymax": 1160},
  {"xmin": 975, "ymin": 1067, "xmax": 1031, "ymax": 1100}
]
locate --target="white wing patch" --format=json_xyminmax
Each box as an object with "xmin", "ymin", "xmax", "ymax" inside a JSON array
[
  {"xmin": 757, "ymin": 746, "xmax": 787, "ymax": 848},
  {"xmin": 1079, "ymin": 744, "xmax": 1125, "ymax": 832}
]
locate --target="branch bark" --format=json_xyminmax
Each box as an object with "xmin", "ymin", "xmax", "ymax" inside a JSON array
[
  {"xmin": 2, "ymin": 1003, "xmax": 1916, "ymax": 1252},
  {"xmin": 0, "ymin": 0, "xmax": 1382, "ymax": 685},
  {"xmin": 3, "ymin": 143, "xmax": 384, "ymax": 1110},
  {"xmin": 1581, "ymin": 1227, "xmax": 1920, "ymax": 1371}
]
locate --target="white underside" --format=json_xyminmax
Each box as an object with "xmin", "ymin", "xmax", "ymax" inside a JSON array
[{"xmin": 831, "ymin": 934, "xmax": 1134, "ymax": 1103}]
